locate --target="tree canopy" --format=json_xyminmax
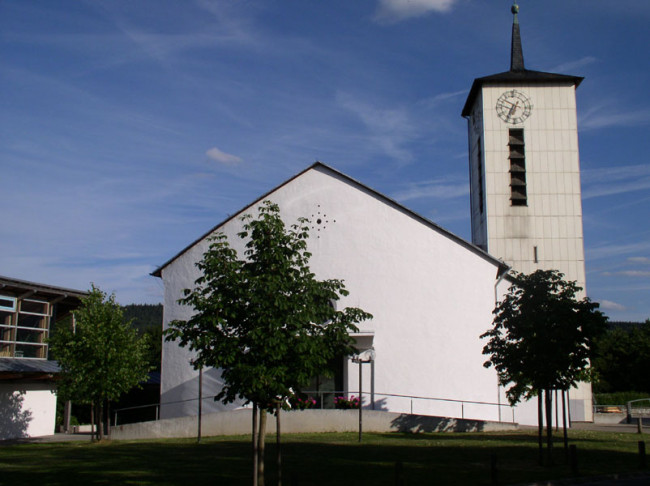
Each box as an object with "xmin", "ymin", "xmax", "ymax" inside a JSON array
[
  {"xmin": 481, "ymin": 269, "xmax": 607, "ymax": 405},
  {"xmin": 166, "ymin": 201, "xmax": 372, "ymax": 407},
  {"xmin": 49, "ymin": 285, "xmax": 151, "ymax": 439},
  {"xmin": 165, "ymin": 201, "xmax": 372, "ymax": 485}
]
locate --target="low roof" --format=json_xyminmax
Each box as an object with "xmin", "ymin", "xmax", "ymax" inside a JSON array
[
  {"xmin": 0, "ymin": 275, "xmax": 87, "ymax": 322},
  {"xmin": 0, "ymin": 358, "xmax": 60, "ymax": 382},
  {"xmin": 0, "ymin": 275, "xmax": 87, "ymax": 302},
  {"xmin": 152, "ymin": 162, "xmax": 509, "ymax": 278}
]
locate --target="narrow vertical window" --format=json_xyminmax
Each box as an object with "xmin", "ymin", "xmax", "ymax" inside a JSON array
[
  {"xmin": 509, "ymin": 129, "xmax": 527, "ymax": 206},
  {"xmin": 477, "ymin": 137, "xmax": 484, "ymax": 214}
]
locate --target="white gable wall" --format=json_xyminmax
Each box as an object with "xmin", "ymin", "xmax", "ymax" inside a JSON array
[{"xmin": 160, "ymin": 166, "xmax": 539, "ymax": 425}]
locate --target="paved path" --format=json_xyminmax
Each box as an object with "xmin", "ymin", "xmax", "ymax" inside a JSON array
[{"xmin": 0, "ymin": 432, "xmax": 93, "ymax": 446}]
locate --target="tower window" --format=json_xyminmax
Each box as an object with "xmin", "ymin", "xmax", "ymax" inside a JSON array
[{"xmin": 508, "ymin": 129, "xmax": 527, "ymax": 206}]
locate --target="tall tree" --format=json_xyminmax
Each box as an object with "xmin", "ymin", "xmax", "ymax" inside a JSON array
[
  {"xmin": 481, "ymin": 269, "xmax": 607, "ymax": 464},
  {"xmin": 49, "ymin": 285, "xmax": 151, "ymax": 440},
  {"xmin": 165, "ymin": 201, "xmax": 372, "ymax": 486}
]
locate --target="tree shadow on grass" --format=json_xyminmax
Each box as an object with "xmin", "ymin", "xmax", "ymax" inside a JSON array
[
  {"xmin": 0, "ymin": 433, "xmax": 645, "ymax": 486},
  {"xmin": 390, "ymin": 413, "xmax": 488, "ymax": 433}
]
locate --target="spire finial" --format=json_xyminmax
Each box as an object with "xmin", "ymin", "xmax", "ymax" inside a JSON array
[{"xmin": 510, "ymin": 3, "xmax": 525, "ymax": 71}]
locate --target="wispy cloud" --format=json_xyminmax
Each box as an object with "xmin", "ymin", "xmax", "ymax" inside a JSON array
[
  {"xmin": 587, "ymin": 239, "xmax": 650, "ymax": 261},
  {"xmin": 206, "ymin": 147, "xmax": 243, "ymax": 165},
  {"xmin": 391, "ymin": 176, "xmax": 468, "ymax": 201},
  {"xmin": 548, "ymin": 56, "xmax": 598, "ymax": 74},
  {"xmin": 373, "ymin": 0, "xmax": 456, "ymax": 23},
  {"xmin": 600, "ymin": 300, "xmax": 626, "ymax": 312},
  {"xmin": 582, "ymin": 164, "xmax": 650, "ymax": 199},
  {"xmin": 580, "ymin": 106, "xmax": 650, "ymax": 131},
  {"xmin": 418, "ymin": 89, "xmax": 467, "ymax": 109},
  {"xmin": 336, "ymin": 92, "xmax": 417, "ymax": 162},
  {"xmin": 628, "ymin": 257, "xmax": 650, "ymax": 264},
  {"xmin": 617, "ymin": 270, "xmax": 650, "ymax": 277}
]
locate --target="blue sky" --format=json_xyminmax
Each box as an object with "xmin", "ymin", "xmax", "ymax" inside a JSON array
[{"xmin": 1, "ymin": 0, "xmax": 649, "ymax": 322}]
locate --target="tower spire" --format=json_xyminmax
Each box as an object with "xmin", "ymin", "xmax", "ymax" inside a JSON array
[{"xmin": 510, "ymin": 3, "xmax": 525, "ymax": 71}]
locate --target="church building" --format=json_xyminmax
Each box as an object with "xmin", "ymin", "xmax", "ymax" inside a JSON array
[{"xmin": 155, "ymin": 5, "xmax": 592, "ymax": 427}]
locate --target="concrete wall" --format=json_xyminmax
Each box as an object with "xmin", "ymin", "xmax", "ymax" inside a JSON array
[
  {"xmin": 0, "ymin": 383, "xmax": 57, "ymax": 440},
  {"xmin": 159, "ymin": 165, "xmax": 524, "ymax": 424},
  {"xmin": 111, "ymin": 408, "xmax": 518, "ymax": 441}
]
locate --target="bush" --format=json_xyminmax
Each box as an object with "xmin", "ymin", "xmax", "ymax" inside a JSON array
[{"xmin": 594, "ymin": 391, "xmax": 649, "ymax": 406}]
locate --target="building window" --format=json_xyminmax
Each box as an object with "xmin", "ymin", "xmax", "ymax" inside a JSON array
[
  {"xmin": 509, "ymin": 129, "xmax": 527, "ymax": 206},
  {"xmin": 0, "ymin": 295, "xmax": 50, "ymax": 359}
]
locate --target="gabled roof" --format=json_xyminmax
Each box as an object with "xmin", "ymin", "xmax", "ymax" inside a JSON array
[{"xmin": 152, "ymin": 162, "xmax": 509, "ymax": 278}]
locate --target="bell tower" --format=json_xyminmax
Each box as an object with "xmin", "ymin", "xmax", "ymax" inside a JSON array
[{"xmin": 462, "ymin": 4, "xmax": 591, "ymax": 420}]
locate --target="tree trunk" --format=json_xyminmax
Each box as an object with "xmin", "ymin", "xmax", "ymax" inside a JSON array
[
  {"xmin": 90, "ymin": 402, "xmax": 95, "ymax": 441},
  {"xmin": 545, "ymin": 389, "xmax": 553, "ymax": 466},
  {"xmin": 253, "ymin": 403, "xmax": 258, "ymax": 486},
  {"xmin": 562, "ymin": 389, "xmax": 569, "ymax": 461},
  {"xmin": 97, "ymin": 400, "xmax": 104, "ymax": 441},
  {"xmin": 257, "ymin": 407, "xmax": 267, "ymax": 486},
  {"xmin": 106, "ymin": 398, "xmax": 111, "ymax": 438},
  {"xmin": 537, "ymin": 393, "xmax": 543, "ymax": 466},
  {"xmin": 276, "ymin": 402, "xmax": 282, "ymax": 486}
]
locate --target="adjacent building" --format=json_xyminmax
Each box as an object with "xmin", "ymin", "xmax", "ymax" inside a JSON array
[{"xmin": 0, "ymin": 275, "xmax": 86, "ymax": 439}]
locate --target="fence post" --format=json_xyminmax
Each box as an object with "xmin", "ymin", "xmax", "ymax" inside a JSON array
[
  {"xmin": 114, "ymin": 410, "xmax": 118, "ymax": 427},
  {"xmin": 639, "ymin": 441, "xmax": 647, "ymax": 469},
  {"xmin": 490, "ymin": 454, "xmax": 498, "ymax": 486},
  {"xmin": 358, "ymin": 360, "xmax": 363, "ymax": 443}
]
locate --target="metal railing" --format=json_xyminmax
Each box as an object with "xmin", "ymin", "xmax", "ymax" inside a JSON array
[
  {"xmin": 113, "ymin": 390, "xmax": 515, "ymax": 426},
  {"xmin": 626, "ymin": 398, "xmax": 650, "ymax": 429}
]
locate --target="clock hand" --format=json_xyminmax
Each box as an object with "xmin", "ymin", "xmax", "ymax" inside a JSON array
[{"xmin": 508, "ymin": 101, "xmax": 520, "ymax": 117}]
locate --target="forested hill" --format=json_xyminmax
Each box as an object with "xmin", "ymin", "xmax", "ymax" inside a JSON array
[
  {"xmin": 122, "ymin": 304, "xmax": 163, "ymax": 371},
  {"xmin": 122, "ymin": 303, "xmax": 162, "ymax": 332}
]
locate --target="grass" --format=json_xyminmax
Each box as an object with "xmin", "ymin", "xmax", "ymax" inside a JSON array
[{"xmin": 0, "ymin": 430, "xmax": 647, "ymax": 485}]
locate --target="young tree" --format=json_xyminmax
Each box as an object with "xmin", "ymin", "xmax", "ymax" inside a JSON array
[
  {"xmin": 165, "ymin": 201, "xmax": 372, "ymax": 486},
  {"xmin": 49, "ymin": 285, "xmax": 151, "ymax": 440},
  {"xmin": 481, "ymin": 269, "xmax": 607, "ymax": 465}
]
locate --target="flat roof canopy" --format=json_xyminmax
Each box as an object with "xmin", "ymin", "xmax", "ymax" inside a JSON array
[{"xmin": 0, "ymin": 275, "xmax": 87, "ymax": 320}]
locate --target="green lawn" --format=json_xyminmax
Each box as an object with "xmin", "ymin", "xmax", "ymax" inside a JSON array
[{"xmin": 0, "ymin": 430, "xmax": 647, "ymax": 485}]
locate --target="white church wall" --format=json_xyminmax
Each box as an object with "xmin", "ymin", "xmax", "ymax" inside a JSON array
[
  {"xmin": 159, "ymin": 165, "xmax": 529, "ymax": 424},
  {"xmin": 0, "ymin": 383, "xmax": 57, "ymax": 439}
]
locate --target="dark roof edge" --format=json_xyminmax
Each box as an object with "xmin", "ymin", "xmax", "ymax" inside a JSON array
[
  {"xmin": 0, "ymin": 275, "xmax": 88, "ymax": 299},
  {"xmin": 152, "ymin": 162, "xmax": 509, "ymax": 278},
  {"xmin": 461, "ymin": 70, "xmax": 584, "ymax": 117}
]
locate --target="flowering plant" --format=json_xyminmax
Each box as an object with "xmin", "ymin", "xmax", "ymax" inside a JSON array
[
  {"xmin": 288, "ymin": 395, "xmax": 317, "ymax": 410},
  {"xmin": 334, "ymin": 395, "xmax": 360, "ymax": 409}
]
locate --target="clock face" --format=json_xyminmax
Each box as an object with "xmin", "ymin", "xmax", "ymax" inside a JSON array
[{"xmin": 495, "ymin": 89, "xmax": 532, "ymax": 124}]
